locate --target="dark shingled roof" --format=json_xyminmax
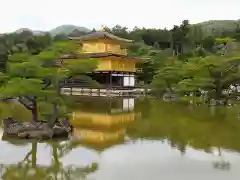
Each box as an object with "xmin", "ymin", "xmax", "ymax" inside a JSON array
[
  {"xmin": 69, "ymin": 31, "xmax": 133, "ymax": 43},
  {"xmin": 60, "ymin": 52, "xmax": 148, "ymax": 61}
]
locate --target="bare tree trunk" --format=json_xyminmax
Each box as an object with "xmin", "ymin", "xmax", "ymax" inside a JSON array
[
  {"xmin": 52, "ymin": 144, "xmax": 60, "ymax": 180},
  {"xmin": 52, "ymin": 144, "xmax": 60, "ymax": 168},
  {"xmin": 31, "ymin": 142, "xmax": 37, "ymax": 168},
  {"xmin": 171, "ymin": 41, "xmax": 175, "ymax": 57},
  {"xmin": 31, "ymin": 99, "xmax": 38, "ymax": 122},
  {"xmin": 215, "ymin": 79, "xmax": 222, "ymax": 100},
  {"xmin": 18, "ymin": 96, "xmax": 38, "ymax": 122},
  {"xmin": 48, "ymin": 102, "xmax": 59, "ymax": 128},
  {"xmin": 48, "ymin": 80, "xmax": 60, "ymax": 128}
]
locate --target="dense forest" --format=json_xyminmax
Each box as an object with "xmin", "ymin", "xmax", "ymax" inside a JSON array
[
  {"xmin": 1, "ymin": 19, "xmax": 240, "ymax": 104},
  {"xmin": 102, "ymin": 20, "xmax": 240, "ymax": 104}
]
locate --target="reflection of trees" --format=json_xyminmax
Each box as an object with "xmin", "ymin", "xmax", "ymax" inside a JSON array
[
  {"xmin": 0, "ymin": 142, "xmax": 47, "ymax": 180},
  {"xmin": 66, "ymin": 96, "xmax": 129, "ymax": 114},
  {"xmin": 0, "ymin": 140, "xmax": 98, "ymax": 180},
  {"xmin": 213, "ymin": 161, "xmax": 230, "ymax": 171},
  {"xmin": 212, "ymin": 148, "xmax": 231, "ymax": 171},
  {"xmin": 126, "ymin": 99, "xmax": 240, "ymax": 170},
  {"xmin": 127, "ymin": 99, "xmax": 240, "ymax": 154}
]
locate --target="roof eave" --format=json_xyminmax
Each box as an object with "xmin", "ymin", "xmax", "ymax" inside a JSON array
[
  {"xmin": 69, "ymin": 35, "xmax": 133, "ymax": 43},
  {"xmin": 59, "ymin": 53, "xmax": 149, "ymax": 61},
  {"xmin": 68, "ymin": 37, "xmax": 81, "ymax": 40}
]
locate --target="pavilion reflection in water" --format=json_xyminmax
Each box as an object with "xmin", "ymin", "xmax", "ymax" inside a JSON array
[
  {"xmin": 70, "ymin": 97, "xmax": 140, "ymax": 149},
  {"xmin": 0, "ymin": 97, "xmax": 141, "ymax": 180}
]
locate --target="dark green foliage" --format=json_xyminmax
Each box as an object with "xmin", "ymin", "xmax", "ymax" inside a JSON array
[
  {"xmin": 1, "ymin": 19, "xmax": 240, "ymax": 101},
  {"xmin": 104, "ymin": 25, "xmax": 171, "ymax": 49},
  {"xmin": 202, "ymin": 36, "xmax": 216, "ymax": 52},
  {"xmin": 137, "ymin": 29, "xmax": 171, "ymax": 49},
  {"xmin": 136, "ymin": 61, "xmax": 156, "ymax": 85},
  {"xmin": 103, "ymin": 20, "xmax": 240, "ymax": 58},
  {"xmin": 0, "ymin": 32, "xmax": 53, "ymax": 73},
  {"xmin": 151, "ymin": 58, "xmax": 182, "ymax": 92},
  {"xmin": 0, "ymin": 41, "xmax": 97, "ymax": 122},
  {"xmin": 53, "ymin": 34, "xmax": 69, "ymax": 42},
  {"xmin": 94, "ymin": 20, "xmax": 240, "ymax": 88},
  {"xmin": 68, "ymin": 29, "xmax": 87, "ymax": 37},
  {"xmin": 25, "ymin": 33, "xmax": 52, "ymax": 54},
  {"xmin": 14, "ymin": 30, "xmax": 34, "ymax": 44},
  {"xmin": 0, "ymin": 54, "xmax": 7, "ymax": 72},
  {"xmin": 197, "ymin": 20, "xmax": 240, "ymax": 36},
  {"xmin": 152, "ymin": 53, "xmax": 240, "ymax": 99},
  {"xmin": 234, "ymin": 25, "xmax": 240, "ymax": 42},
  {"xmin": 110, "ymin": 25, "xmax": 130, "ymax": 39}
]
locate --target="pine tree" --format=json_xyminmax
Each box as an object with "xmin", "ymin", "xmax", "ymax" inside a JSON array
[{"xmin": 0, "ymin": 41, "xmax": 97, "ymax": 127}]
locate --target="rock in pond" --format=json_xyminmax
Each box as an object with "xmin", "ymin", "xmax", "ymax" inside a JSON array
[{"xmin": 2, "ymin": 117, "xmax": 73, "ymax": 140}]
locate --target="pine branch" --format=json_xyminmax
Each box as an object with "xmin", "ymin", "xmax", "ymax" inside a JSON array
[{"xmin": 18, "ymin": 96, "xmax": 34, "ymax": 110}]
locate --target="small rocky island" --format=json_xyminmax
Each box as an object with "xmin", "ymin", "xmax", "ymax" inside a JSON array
[{"xmin": 2, "ymin": 117, "xmax": 73, "ymax": 140}]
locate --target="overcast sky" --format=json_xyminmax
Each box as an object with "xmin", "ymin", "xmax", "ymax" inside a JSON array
[{"xmin": 0, "ymin": 0, "xmax": 239, "ymax": 33}]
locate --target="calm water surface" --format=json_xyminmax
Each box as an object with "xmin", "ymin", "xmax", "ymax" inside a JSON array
[{"xmin": 1, "ymin": 97, "xmax": 240, "ymax": 180}]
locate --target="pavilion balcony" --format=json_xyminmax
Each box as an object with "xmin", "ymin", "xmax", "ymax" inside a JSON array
[{"xmin": 81, "ymin": 48, "xmax": 127, "ymax": 55}]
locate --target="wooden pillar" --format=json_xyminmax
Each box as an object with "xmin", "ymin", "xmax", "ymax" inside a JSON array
[
  {"xmin": 109, "ymin": 72, "xmax": 112, "ymax": 89},
  {"xmin": 105, "ymin": 44, "xmax": 108, "ymax": 51},
  {"xmin": 127, "ymin": 73, "xmax": 130, "ymax": 87},
  {"xmin": 121, "ymin": 73, "xmax": 124, "ymax": 87},
  {"xmin": 120, "ymin": 72, "xmax": 123, "ymax": 87},
  {"xmin": 129, "ymin": 73, "xmax": 135, "ymax": 88},
  {"xmin": 98, "ymin": 72, "xmax": 101, "ymax": 96}
]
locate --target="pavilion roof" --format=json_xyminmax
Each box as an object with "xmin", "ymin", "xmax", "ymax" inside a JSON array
[
  {"xmin": 60, "ymin": 52, "xmax": 149, "ymax": 61},
  {"xmin": 69, "ymin": 31, "xmax": 133, "ymax": 43}
]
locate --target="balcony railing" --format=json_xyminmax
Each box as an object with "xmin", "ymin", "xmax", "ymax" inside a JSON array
[{"xmin": 81, "ymin": 48, "xmax": 127, "ymax": 55}]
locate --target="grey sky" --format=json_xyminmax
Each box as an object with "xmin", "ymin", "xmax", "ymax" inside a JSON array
[{"xmin": 0, "ymin": 0, "xmax": 239, "ymax": 33}]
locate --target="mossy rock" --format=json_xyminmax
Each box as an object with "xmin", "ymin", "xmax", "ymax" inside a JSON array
[{"xmin": 2, "ymin": 117, "xmax": 72, "ymax": 140}]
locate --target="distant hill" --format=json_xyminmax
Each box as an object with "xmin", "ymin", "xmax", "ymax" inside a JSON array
[
  {"xmin": 15, "ymin": 28, "xmax": 32, "ymax": 33},
  {"xmin": 49, "ymin": 25, "xmax": 90, "ymax": 36},
  {"xmin": 12, "ymin": 20, "xmax": 240, "ymax": 38},
  {"xmin": 15, "ymin": 28, "xmax": 47, "ymax": 36},
  {"xmin": 196, "ymin": 20, "xmax": 240, "ymax": 34}
]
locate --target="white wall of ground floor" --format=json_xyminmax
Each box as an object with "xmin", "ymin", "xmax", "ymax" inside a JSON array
[{"xmin": 112, "ymin": 73, "xmax": 135, "ymax": 87}]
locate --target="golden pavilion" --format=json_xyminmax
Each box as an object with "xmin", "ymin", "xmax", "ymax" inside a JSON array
[
  {"xmin": 66, "ymin": 27, "xmax": 146, "ymax": 89},
  {"xmin": 70, "ymin": 97, "xmax": 141, "ymax": 149}
]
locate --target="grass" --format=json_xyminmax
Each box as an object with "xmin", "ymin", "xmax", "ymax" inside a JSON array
[{"xmin": 0, "ymin": 102, "xmax": 31, "ymax": 122}]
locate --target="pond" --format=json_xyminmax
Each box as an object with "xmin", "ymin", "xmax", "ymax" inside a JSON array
[{"xmin": 0, "ymin": 97, "xmax": 240, "ymax": 180}]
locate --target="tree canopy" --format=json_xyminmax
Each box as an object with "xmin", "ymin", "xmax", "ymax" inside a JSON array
[
  {"xmin": 0, "ymin": 41, "xmax": 97, "ymax": 124},
  {"xmin": 151, "ymin": 53, "xmax": 240, "ymax": 100}
]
